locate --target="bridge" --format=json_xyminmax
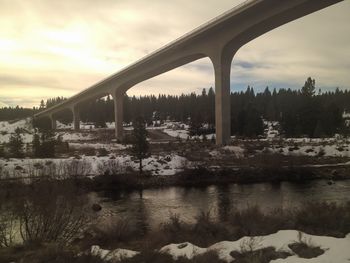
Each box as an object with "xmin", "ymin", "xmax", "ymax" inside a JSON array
[{"xmin": 34, "ymin": 0, "xmax": 343, "ymax": 145}]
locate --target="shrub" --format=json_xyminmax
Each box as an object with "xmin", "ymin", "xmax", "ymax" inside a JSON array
[
  {"xmin": 231, "ymin": 246, "xmax": 291, "ymax": 263},
  {"xmin": 287, "ymin": 231, "xmax": 324, "ymax": 259},
  {"xmin": 11, "ymin": 244, "xmax": 104, "ymax": 263},
  {"xmin": 97, "ymin": 148, "xmax": 109, "ymax": 157},
  {"xmin": 16, "ymin": 181, "xmax": 91, "ymax": 245},
  {"xmin": 92, "ymin": 219, "xmax": 136, "ymax": 246},
  {"xmin": 294, "ymin": 202, "xmax": 350, "ymax": 236},
  {"xmin": 229, "ymin": 206, "xmax": 291, "ymax": 237},
  {"xmin": 192, "ymin": 211, "xmax": 230, "ymax": 245},
  {"xmin": 97, "ymin": 159, "xmax": 125, "ymax": 175},
  {"xmin": 8, "ymin": 128, "xmax": 24, "ymax": 158},
  {"xmin": 0, "ymin": 209, "xmax": 17, "ymax": 247}
]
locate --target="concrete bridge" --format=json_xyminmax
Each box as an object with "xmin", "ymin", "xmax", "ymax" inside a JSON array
[{"xmin": 34, "ymin": 0, "xmax": 343, "ymax": 145}]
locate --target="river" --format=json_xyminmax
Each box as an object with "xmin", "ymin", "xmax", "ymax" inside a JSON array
[{"xmin": 89, "ymin": 179, "xmax": 350, "ymax": 231}]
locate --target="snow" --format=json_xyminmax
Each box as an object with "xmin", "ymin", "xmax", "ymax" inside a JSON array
[
  {"xmin": 0, "ymin": 132, "xmax": 33, "ymax": 144},
  {"xmin": 0, "ymin": 118, "xmax": 33, "ymax": 143},
  {"xmin": 69, "ymin": 142, "xmax": 127, "ymax": 151},
  {"xmin": 0, "ymin": 118, "xmax": 32, "ymax": 133},
  {"xmin": 159, "ymin": 231, "xmax": 350, "ymax": 263},
  {"xmin": 91, "ymin": 245, "xmax": 138, "ymax": 261},
  {"xmin": 265, "ymin": 144, "xmax": 350, "ymax": 158},
  {"xmin": 59, "ymin": 132, "xmax": 95, "ymax": 141},
  {"xmin": 159, "ymin": 242, "xmax": 206, "ymax": 260},
  {"xmin": 163, "ymin": 128, "xmax": 190, "ymax": 140},
  {"xmin": 142, "ymin": 154, "xmax": 188, "ymax": 176},
  {"xmin": 162, "ymin": 122, "xmax": 215, "ymax": 140},
  {"xmin": 0, "ymin": 154, "xmax": 188, "ymax": 179},
  {"xmin": 88, "ymin": 231, "xmax": 350, "ymax": 262},
  {"xmin": 343, "ymin": 112, "xmax": 350, "ymax": 119},
  {"xmin": 264, "ymin": 121, "xmax": 280, "ymax": 139},
  {"xmin": 56, "ymin": 121, "xmax": 118, "ymax": 130},
  {"xmin": 222, "ymin": 146, "xmax": 245, "ymax": 158},
  {"xmin": 56, "ymin": 121, "xmax": 72, "ymax": 129}
]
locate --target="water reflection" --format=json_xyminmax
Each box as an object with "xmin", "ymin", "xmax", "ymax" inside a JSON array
[{"xmin": 89, "ymin": 179, "xmax": 350, "ymax": 230}]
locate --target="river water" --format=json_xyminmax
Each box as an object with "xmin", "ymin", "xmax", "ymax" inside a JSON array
[{"xmin": 89, "ymin": 179, "xmax": 350, "ymax": 230}]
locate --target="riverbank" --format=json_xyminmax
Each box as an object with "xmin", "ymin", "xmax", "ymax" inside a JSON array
[
  {"xmin": 85, "ymin": 163, "xmax": 350, "ymax": 192},
  {"xmin": 1, "ymin": 172, "xmax": 350, "ymax": 262},
  {"xmin": 1, "ymin": 199, "xmax": 349, "ymax": 263},
  {"xmin": 1, "ymin": 162, "xmax": 349, "ymax": 196}
]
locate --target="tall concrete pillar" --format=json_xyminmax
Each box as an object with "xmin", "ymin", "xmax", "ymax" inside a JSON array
[
  {"xmin": 50, "ymin": 115, "xmax": 57, "ymax": 130},
  {"xmin": 210, "ymin": 50, "xmax": 233, "ymax": 145},
  {"xmin": 72, "ymin": 106, "xmax": 80, "ymax": 131},
  {"xmin": 112, "ymin": 92, "xmax": 124, "ymax": 141}
]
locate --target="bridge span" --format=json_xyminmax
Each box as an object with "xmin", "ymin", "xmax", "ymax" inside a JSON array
[{"xmin": 34, "ymin": 0, "xmax": 343, "ymax": 145}]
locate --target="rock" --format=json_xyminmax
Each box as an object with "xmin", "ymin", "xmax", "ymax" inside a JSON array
[
  {"xmin": 327, "ymin": 180, "xmax": 334, "ymax": 185},
  {"xmin": 14, "ymin": 165, "xmax": 23, "ymax": 170},
  {"xmin": 92, "ymin": 204, "xmax": 102, "ymax": 212},
  {"xmin": 178, "ymin": 243, "xmax": 188, "ymax": 249}
]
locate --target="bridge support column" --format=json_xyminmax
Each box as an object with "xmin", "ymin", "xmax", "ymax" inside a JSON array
[
  {"xmin": 112, "ymin": 92, "xmax": 124, "ymax": 141},
  {"xmin": 211, "ymin": 50, "xmax": 233, "ymax": 145},
  {"xmin": 50, "ymin": 115, "xmax": 57, "ymax": 130},
  {"xmin": 72, "ymin": 106, "xmax": 80, "ymax": 131}
]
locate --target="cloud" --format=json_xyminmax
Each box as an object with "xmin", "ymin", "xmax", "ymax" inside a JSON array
[{"xmin": 0, "ymin": 0, "xmax": 349, "ymax": 107}]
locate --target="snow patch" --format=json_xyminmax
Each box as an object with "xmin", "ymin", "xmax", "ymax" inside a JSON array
[
  {"xmin": 159, "ymin": 242, "xmax": 206, "ymax": 260},
  {"xmin": 89, "ymin": 231, "xmax": 350, "ymax": 262},
  {"xmin": 0, "ymin": 154, "xmax": 189, "ymax": 179},
  {"xmin": 91, "ymin": 245, "xmax": 138, "ymax": 261},
  {"xmin": 222, "ymin": 146, "xmax": 245, "ymax": 158},
  {"xmin": 159, "ymin": 230, "xmax": 350, "ymax": 263}
]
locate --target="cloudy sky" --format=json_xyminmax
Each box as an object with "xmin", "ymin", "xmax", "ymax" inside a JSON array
[{"xmin": 0, "ymin": 0, "xmax": 349, "ymax": 108}]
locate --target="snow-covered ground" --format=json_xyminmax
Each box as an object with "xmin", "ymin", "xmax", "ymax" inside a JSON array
[
  {"xmin": 90, "ymin": 246, "xmax": 138, "ymax": 262},
  {"xmin": 1, "ymin": 118, "xmax": 350, "ymax": 180},
  {"xmin": 264, "ymin": 120, "xmax": 280, "ymax": 139},
  {"xmin": 89, "ymin": 230, "xmax": 350, "ymax": 262},
  {"xmin": 0, "ymin": 154, "xmax": 188, "ymax": 179},
  {"xmin": 265, "ymin": 144, "xmax": 350, "ymax": 158},
  {"xmin": 0, "ymin": 118, "xmax": 33, "ymax": 143},
  {"xmin": 163, "ymin": 122, "xmax": 190, "ymax": 139}
]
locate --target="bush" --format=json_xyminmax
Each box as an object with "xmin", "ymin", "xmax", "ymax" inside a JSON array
[
  {"xmin": 92, "ymin": 219, "xmax": 136, "ymax": 246},
  {"xmin": 229, "ymin": 206, "xmax": 290, "ymax": 237},
  {"xmin": 16, "ymin": 181, "xmax": 91, "ymax": 245},
  {"xmin": 6, "ymin": 244, "xmax": 105, "ymax": 263},
  {"xmin": 0, "ymin": 209, "xmax": 17, "ymax": 247},
  {"xmin": 8, "ymin": 128, "xmax": 24, "ymax": 158},
  {"xmin": 231, "ymin": 246, "xmax": 291, "ymax": 263},
  {"xmin": 32, "ymin": 130, "xmax": 58, "ymax": 158},
  {"xmin": 294, "ymin": 202, "xmax": 350, "ymax": 236},
  {"xmin": 97, "ymin": 148, "xmax": 109, "ymax": 157}
]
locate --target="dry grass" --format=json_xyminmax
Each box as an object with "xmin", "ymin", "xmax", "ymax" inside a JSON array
[{"xmin": 231, "ymin": 246, "xmax": 291, "ymax": 263}]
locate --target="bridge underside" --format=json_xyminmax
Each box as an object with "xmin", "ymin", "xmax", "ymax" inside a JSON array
[{"xmin": 34, "ymin": 0, "xmax": 343, "ymax": 145}]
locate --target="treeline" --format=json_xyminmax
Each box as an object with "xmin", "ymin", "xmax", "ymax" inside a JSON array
[
  {"xmin": 77, "ymin": 78, "xmax": 350, "ymax": 137},
  {"xmin": 1, "ymin": 78, "xmax": 350, "ymax": 137},
  {"xmin": 0, "ymin": 106, "xmax": 34, "ymax": 121},
  {"xmin": 0, "ymin": 97, "xmax": 67, "ymax": 121}
]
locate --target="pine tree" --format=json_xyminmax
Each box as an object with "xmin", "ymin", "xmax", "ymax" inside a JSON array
[
  {"xmin": 301, "ymin": 77, "xmax": 316, "ymax": 97},
  {"xmin": 40, "ymin": 130, "xmax": 56, "ymax": 158},
  {"xmin": 8, "ymin": 128, "xmax": 24, "ymax": 158},
  {"xmin": 32, "ymin": 132, "xmax": 41, "ymax": 157},
  {"xmin": 39, "ymin": 100, "xmax": 46, "ymax": 109},
  {"xmin": 131, "ymin": 116, "xmax": 149, "ymax": 174}
]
